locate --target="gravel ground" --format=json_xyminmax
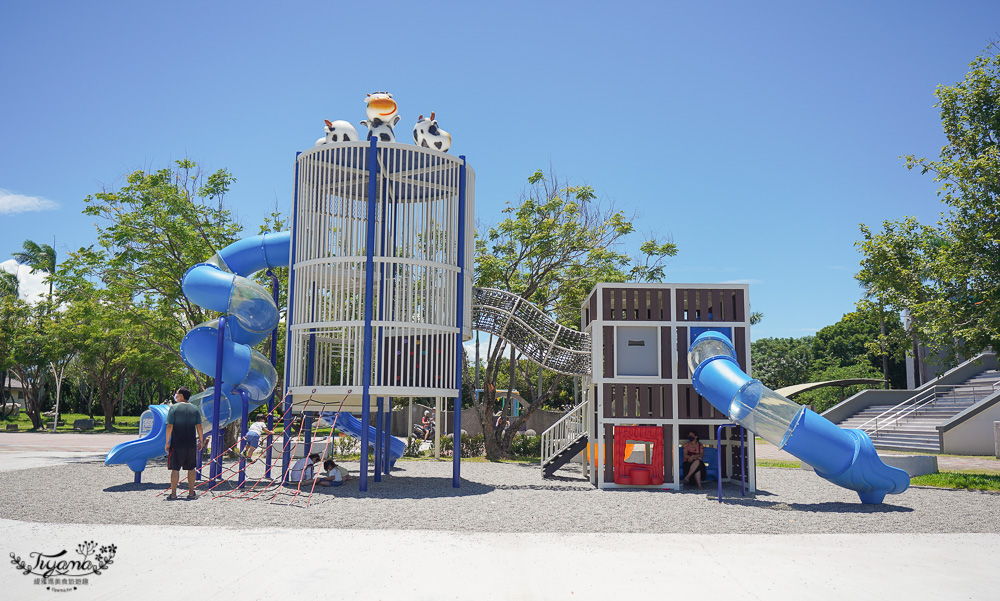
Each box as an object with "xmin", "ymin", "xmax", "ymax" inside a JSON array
[{"xmin": 1, "ymin": 458, "xmax": 998, "ymax": 534}]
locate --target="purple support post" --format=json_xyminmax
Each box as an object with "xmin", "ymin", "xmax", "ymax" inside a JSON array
[
  {"xmin": 452, "ymin": 156, "xmax": 468, "ymax": 488},
  {"xmin": 374, "ymin": 397, "xmax": 383, "ymax": 482},
  {"xmin": 211, "ymin": 316, "xmax": 227, "ymax": 482},
  {"xmin": 238, "ymin": 388, "xmax": 249, "ymax": 489},
  {"xmin": 359, "ymin": 136, "xmax": 378, "ymax": 492}
]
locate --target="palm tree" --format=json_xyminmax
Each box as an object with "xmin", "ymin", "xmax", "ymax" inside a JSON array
[
  {"xmin": 12, "ymin": 239, "xmax": 56, "ymax": 301},
  {"xmin": 0, "ymin": 271, "xmax": 18, "ymax": 298}
]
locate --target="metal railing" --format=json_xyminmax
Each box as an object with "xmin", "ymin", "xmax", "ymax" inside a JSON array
[
  {"xmin": 541, "ymin": 396, "xmax": 590, "ymax": 467},
  {"xmin": 856, "ymin": 382, "xmax": 1000, "ymax": 437}
]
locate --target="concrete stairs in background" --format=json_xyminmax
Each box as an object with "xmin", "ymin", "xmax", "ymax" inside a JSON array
[{"xmin": 834, "ymin": 369, "xmax": 1000, "ymax": 453}]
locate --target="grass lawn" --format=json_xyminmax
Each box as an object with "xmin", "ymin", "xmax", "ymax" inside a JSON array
[
  {"xmin": 910, "ymin": 472, "xmax": 1000, "ymax": 491},
  {"xmin": 757, "ymin": 458, "xmax": 801, "ymax": 469},
  {"xmin": 2, "ymin": 412, "xmax": 140, "ymax": 434}
]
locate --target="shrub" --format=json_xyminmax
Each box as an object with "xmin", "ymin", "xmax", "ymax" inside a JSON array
[
  {"xmin": 403, "ymin": 436, "xmax": 423, "ymax": 457},
  {"xmin": 510, "ymin": 434, "xmax": 541, "ymax": 458},
  {"xmin": 336, "ymin": 435, "xmax": 360, "ymax": 456},
  {"xmin": 440, "ymin": 433, "xmax": 485, "ymax": 457}
]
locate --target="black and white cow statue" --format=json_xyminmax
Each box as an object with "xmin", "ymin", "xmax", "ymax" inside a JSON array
[
  {"xmin": 315, "ymin": 119, "xmax": 360, "ymax": 146},
  {"xmin": 360, "ymin": 91, "xmax": 401, "ymax": 142},
  {"xmin": 412, "ymin": 112, "xmax": 451, "ymax": 152}
]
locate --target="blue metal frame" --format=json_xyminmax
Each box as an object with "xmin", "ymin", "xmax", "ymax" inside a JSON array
[
  {"xmin": 284, "ymin": 152, "xmax": 302, "ymax": 481},
  {"xmin": 360, "ymin": 136, "xmax": 379, "ymax": 492},
  {"xmin": 453, "ymin": 156, "xmax": 467, "ymax": 488},
  {"xmin": 211, "ymin": 316, "xmax": 227, "ymax": 482},
  {"xmin": 374, "ymin": 397, "xmax": 383, "ymax": 482},
  {"xmin": 238, "ymin": 388, "xmax": 249, "ymax": 489},
  {"xmin": 715, "ymin": 423, "xmax": 746, "ymax": 503},
  {"xmin": 266, "ymin": 269, "xmax": 279, "ymax": 479}
]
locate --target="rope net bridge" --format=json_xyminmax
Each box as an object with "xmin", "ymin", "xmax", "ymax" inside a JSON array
[{"xmin": 470, "ymin": 287, "xmax": 591, "ymax": 376}]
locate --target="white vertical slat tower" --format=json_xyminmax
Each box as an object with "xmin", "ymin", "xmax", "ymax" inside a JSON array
[{"xmin": 286, "ymin": 142, "xmax": 474, "ymax": 411}]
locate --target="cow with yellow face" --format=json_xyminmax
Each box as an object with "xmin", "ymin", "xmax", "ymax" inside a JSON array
[{"xmin": 360, "ymin": 91, "xmax": 401, "ymax": 142}]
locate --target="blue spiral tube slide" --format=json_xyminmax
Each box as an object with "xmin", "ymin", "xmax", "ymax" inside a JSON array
[
  {"xmin": 689, "ymin": 331, "xmax": 909, "ymax": 504},
  {"xmin": 320, "ymin": 411, "xmax": 405, "ymax": 467},
  {"xmin": 105, "ymin": 232, "xmax": 290, "ymax": 472}
]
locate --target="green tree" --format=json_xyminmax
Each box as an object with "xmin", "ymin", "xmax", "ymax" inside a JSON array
[
  {"xmin": 57, "ymin": 160, "xmax": 242, "ymax": 389},
  {"xmin": 52, "ymin": 287, "xmax": 176, "ymax": 430},
  {"xmin": 810, "ymin": 308, "xmax": 908, "ymax": 388},
  {"xmin": 475, "ymin": 169, "xmax": 677, "ymax": 460},
  {"xmin": 749, "ymin": 336, "xmax": 813, "ymax": 389},
  {"xmin": 12, "ymin": 239, "xmax": 56, "ymax": 301},
  {"xmin": 8, "ymin": 300, "xmax": 52, "ymax": 429},
  {"xmin": 858, "ymin": 43, "xmax": 1000, "ymax": 365}
]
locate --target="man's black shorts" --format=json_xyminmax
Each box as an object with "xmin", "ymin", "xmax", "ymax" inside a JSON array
[{"xmin": 168, "ymin": 445, "xmax": 197, "ymax": 471}]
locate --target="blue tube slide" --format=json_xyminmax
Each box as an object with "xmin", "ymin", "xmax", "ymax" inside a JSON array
[
  {"xmin": 320, "ymin": 411, "xmax": 405, "ymax": 467},
  {"xmin": 105, "ymin": 232, "xmax": 291, "ymax": 472},
  {"xmin": 689, "ymin": 331, "xmax": 909, "ymax": 504}
]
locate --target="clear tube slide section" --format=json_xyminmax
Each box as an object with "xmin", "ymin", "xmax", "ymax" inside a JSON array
[{"xmin": 689, "ymin": 331, "xmax": 909, "ymax": 504}]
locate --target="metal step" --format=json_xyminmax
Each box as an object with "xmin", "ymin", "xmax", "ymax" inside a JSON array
[{"xmin": 542, "ymin": 434, "xmax": 588, "ymax": 478}]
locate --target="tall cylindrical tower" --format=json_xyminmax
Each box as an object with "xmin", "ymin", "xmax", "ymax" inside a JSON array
[{"xmin": 286, "ymin": 142, "xmax": 474, "ymax": 409}]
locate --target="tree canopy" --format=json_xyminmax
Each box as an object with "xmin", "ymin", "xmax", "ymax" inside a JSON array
[
  {"xmin": 858, "ymin": 43, "xmax": 1000, "ymax": 365},
  {"xmin": 474, "ymin": 169, "xmax": 677, "ymax": 459}
]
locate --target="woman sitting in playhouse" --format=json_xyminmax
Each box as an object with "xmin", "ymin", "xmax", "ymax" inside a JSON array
[{"xmin": 682, "ymin": 430, "xmax": 706, "ymax": 489}]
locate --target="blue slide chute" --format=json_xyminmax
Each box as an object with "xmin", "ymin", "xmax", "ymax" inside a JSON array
[
  {"xmin": 320, "ymin": 411, "xmax": 405, "ymax": 467},
  {"xmin": 689, "ymin": 331, "xmax": 909, "ymax": 504},
  {"xmin": 105, "ymin": 232, "xmax": 290, "ymax": 472}
]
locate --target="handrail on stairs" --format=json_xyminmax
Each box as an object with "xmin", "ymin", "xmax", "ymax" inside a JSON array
[
  {"xmin": 856, "ymin": 382, "xmax": 998, "ymax": 437},
  {"xmin": 541, "ymin": 395, "xmax": 590, "ymax": 467}
]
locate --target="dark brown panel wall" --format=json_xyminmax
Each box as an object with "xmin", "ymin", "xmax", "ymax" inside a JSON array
[
  {"xmin": 602, "ymin": 384, "xmax": 673, "ymax": 419},
  {"xmin": 599, "ymin": 287, "xmax": 671, "ymax": 322}
]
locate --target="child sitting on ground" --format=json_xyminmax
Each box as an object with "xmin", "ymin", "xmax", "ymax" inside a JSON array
[{"xmin": 318, "ymin": 459, "xmax": 352, "ymax": 487}]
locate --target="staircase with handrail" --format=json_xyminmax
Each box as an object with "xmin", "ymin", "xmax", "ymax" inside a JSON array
[
  {"xmin": 540, "ymin": 397, "xmax": 590, "ymax": 477},
  {"xmin": 835, "ymin": 368, "xmax": 1000, "ymax": 452}
]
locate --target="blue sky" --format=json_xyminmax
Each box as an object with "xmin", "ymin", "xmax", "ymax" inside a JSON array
[{"xmin": 1, "ymin": 1, "xmax": 997, "ymax": 340}]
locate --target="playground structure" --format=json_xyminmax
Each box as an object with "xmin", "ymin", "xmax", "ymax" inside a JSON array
[
  {"xmin": 104, "ymin": 94, "xmax": 909, "ymax": 505},
  {"xmin": 107, "ymin": 135, "xmax": 471, "ymax": 493},
  {"xmin": 539, "ymin": 283, "xmax": 756, "ymax": 491}
]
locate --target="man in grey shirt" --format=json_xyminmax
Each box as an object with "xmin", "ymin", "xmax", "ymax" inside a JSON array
[{"xmin": 165, "ymin": 387, "xmax": 204, "ymax": 500}]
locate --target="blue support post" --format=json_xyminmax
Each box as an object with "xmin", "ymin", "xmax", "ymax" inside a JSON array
[
  {"xmin": 238, "ymin": 389, "xmax": 249, "ymax": 489},
  {"xmin": 134, "ymin": 471, "xmax": 141, "ymax": 484},
  {"xmin": 374, "ymin": 397, "xmax": 383, "ymax": 482},
  {"xmin": 384, "ymin": 407, "xmax": 392, "ymax": 475},
  {"xmin": 360, "ymin": 137, "xmax": 379, "ymax": 492},
  {"xmin": 303, "ymin": 412, "xmax": 313, "ymax": 458},
  {"xmin": 211, "ymin": 316, "xmax": 227, "ymax": 482},
  {"xmin": 266, "ymin": 272, "xmax": 279, "ymax": 480},
  {"xmin": 453, "ymin": 156, "xmax": 468, "ymax": 488},
  {"xmin": 283, "ymin": 152, "xmax": 301, "ymax": 482}
]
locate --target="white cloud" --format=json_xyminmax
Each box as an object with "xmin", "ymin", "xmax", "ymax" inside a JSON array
[
  {"xmin": 0, "ymin": 189, "xmax": 59, "ymax": 214},
  {"xmin": 1, "ymin": 259, "xmax": 48, "ymax": 303}
]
